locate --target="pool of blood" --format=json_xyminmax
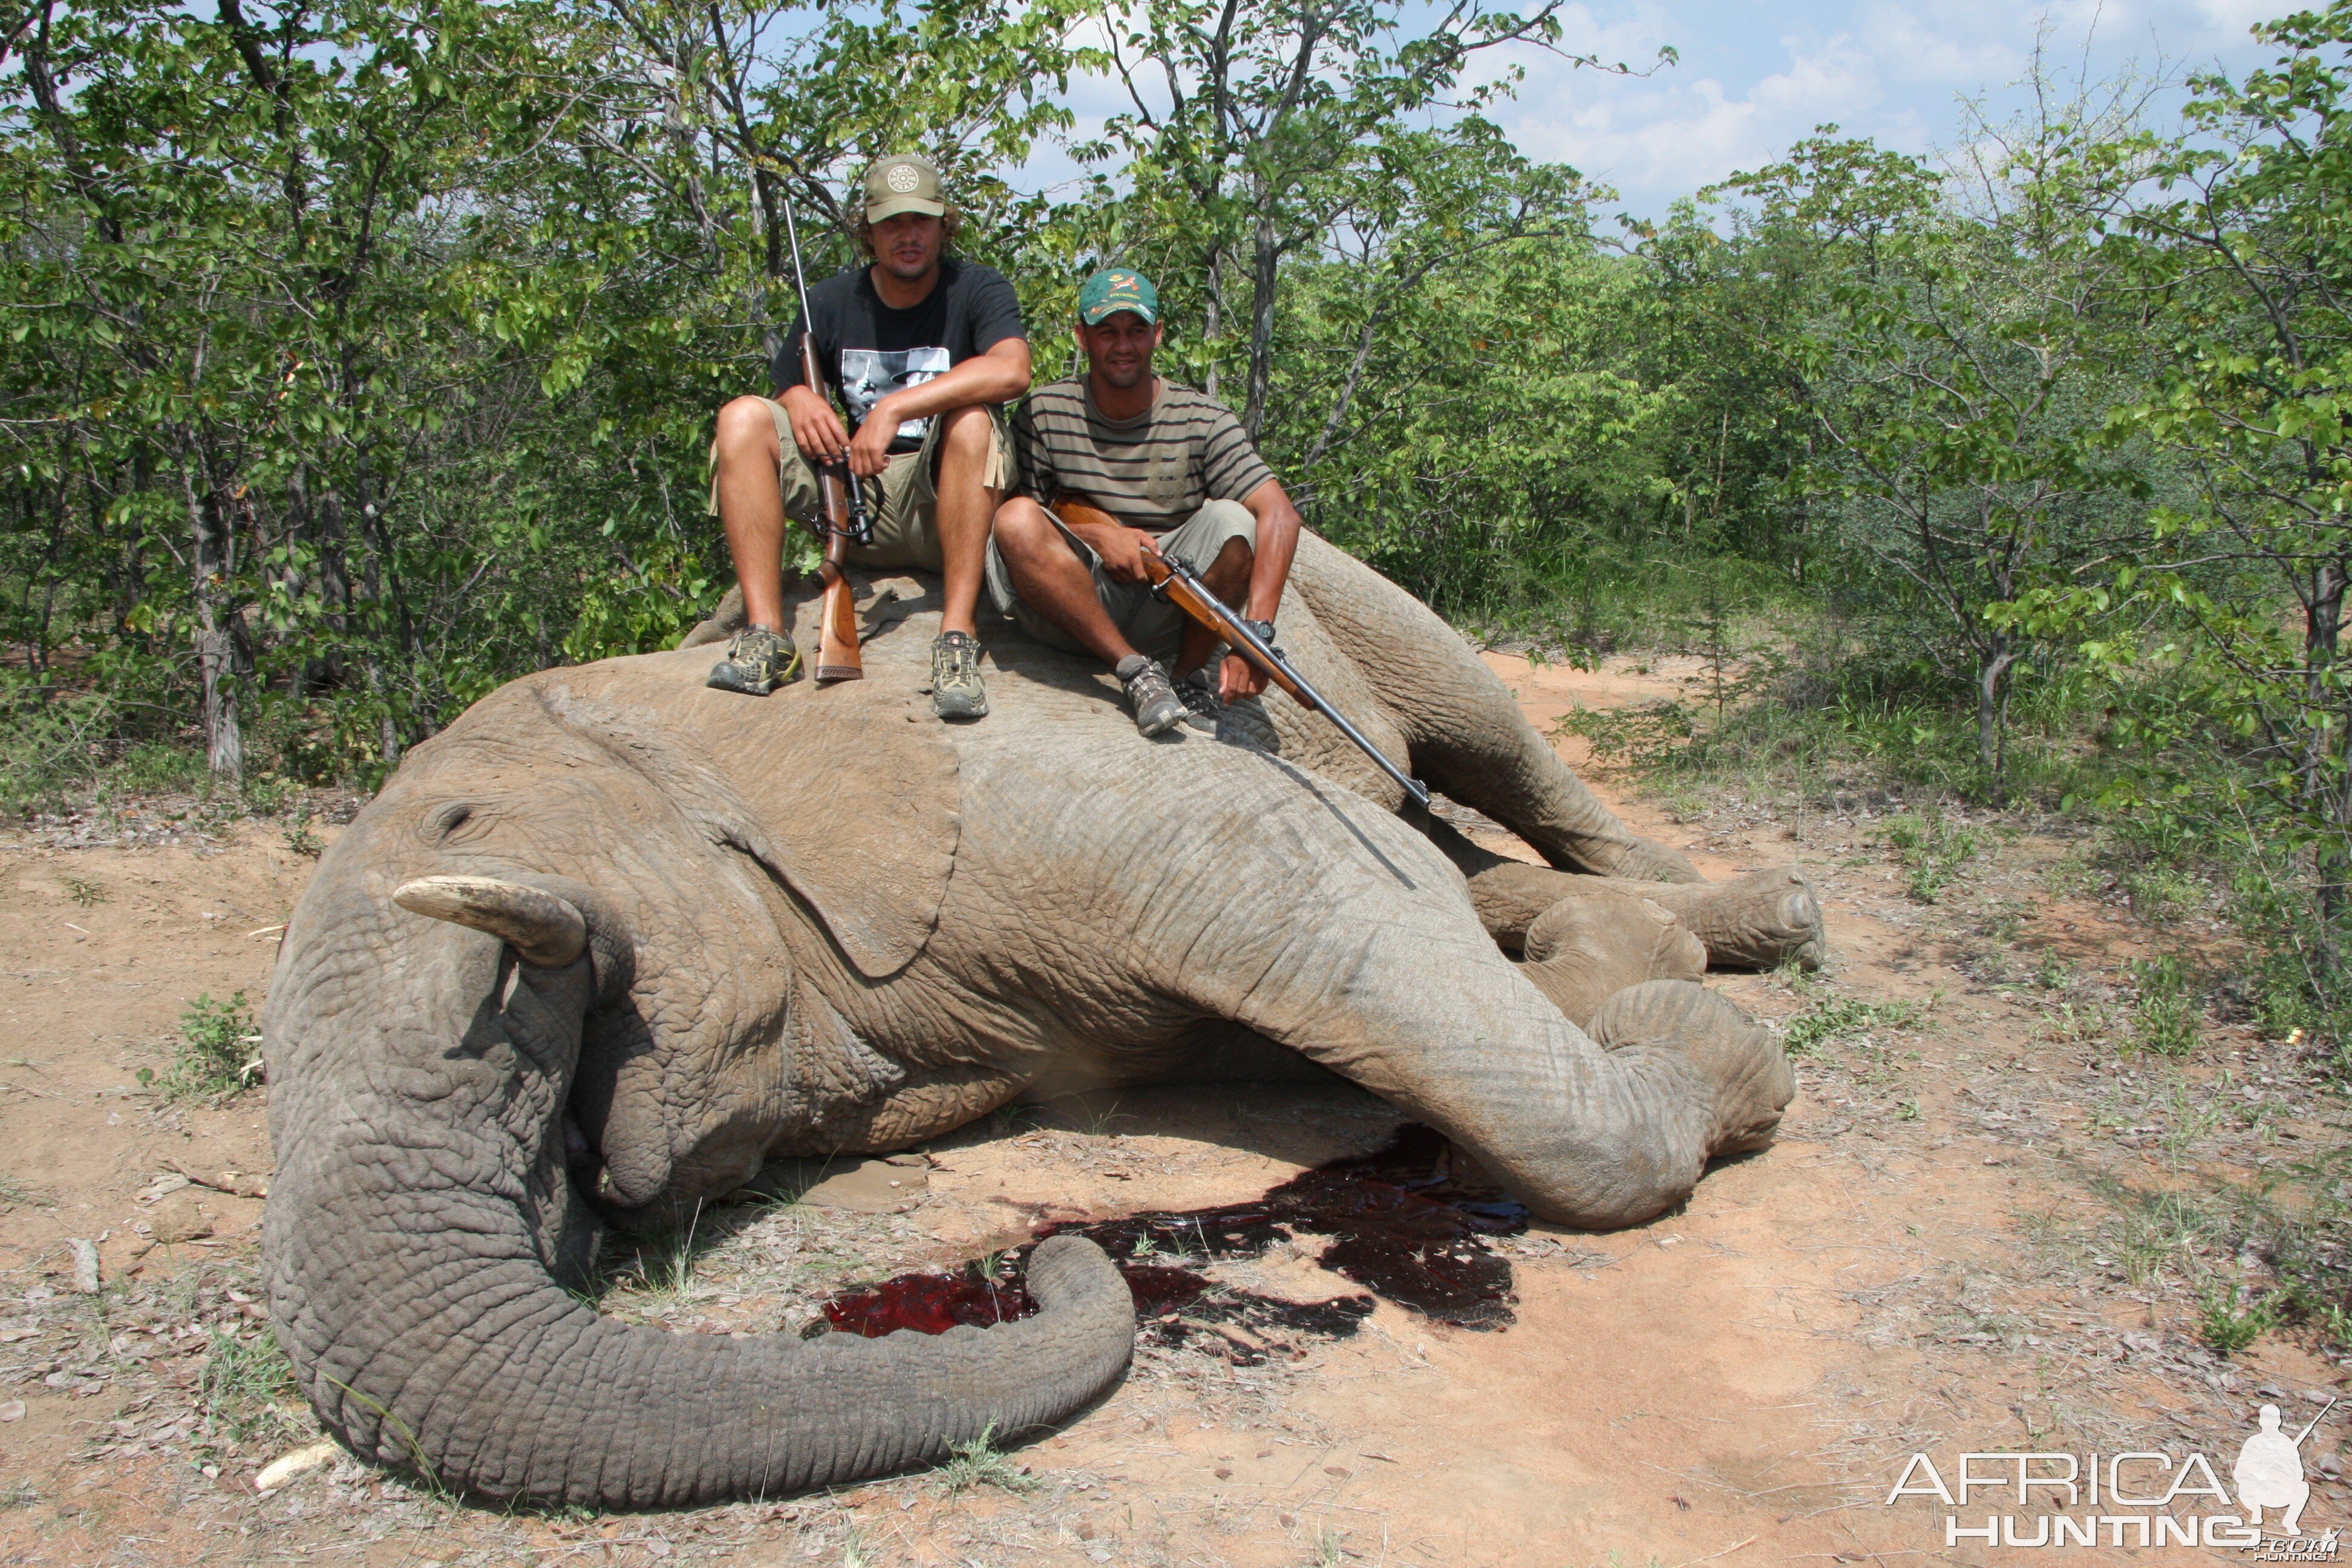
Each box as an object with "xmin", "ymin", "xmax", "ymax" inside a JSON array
[{"xmin": 818, "ymin": 1123, "xmax": 1529, "ymax": 1356}]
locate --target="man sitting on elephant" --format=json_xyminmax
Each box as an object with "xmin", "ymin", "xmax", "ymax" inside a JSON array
[
  {"xmin": 988, "ymin": 266, "xmax": 1304, "ymax": 736},
  {"xmin": 705, "ymin": 154, "xmax": 1031, "ymax": 719}
]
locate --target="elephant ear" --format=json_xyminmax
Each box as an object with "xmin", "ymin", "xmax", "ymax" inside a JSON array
[{"xmin": 525, "ymin": 639, "xmax": 958, "ymax": 978}]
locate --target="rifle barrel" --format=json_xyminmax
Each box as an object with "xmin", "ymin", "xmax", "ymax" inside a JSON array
[
  {"xmin": 1045, "ymin": 497, "xmax": 1428, "ymax": 808},
  {"xmin": 1161, "ymin": 550, "xmax": 1429, "ymax": 808}
]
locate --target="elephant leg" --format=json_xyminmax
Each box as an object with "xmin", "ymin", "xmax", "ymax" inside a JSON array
[
  {"xmin": 952, "ymin": 723, "xmax": 1792, "ymax": 1229},
  {"xmin": 1586, "ymin": 982, "xmax": 1793, "ymax": 1158},
  {"xmin": 1281, "ymin": 534, "xmax": 1697, "ymax": 883},
  {"xmin": 1423, "ymin": 816, "xmax": 1824, "ymax": 971},
  {"xmin": 1152, "ymin": 833, "xmax": 1792, "ymax": 1227},
  {"xmin": 1224, "ymin": 927, "xmax": 1792, "ymax": 1227},
  {"xmin": 1518, "ymin": 891, "xmax": 1707, "ymax": 1027}
]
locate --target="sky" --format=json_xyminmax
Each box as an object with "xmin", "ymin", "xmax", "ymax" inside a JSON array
[
  {"xmin": 1017, "ymin": 2, "xmax": 2299, "ymax": 226},
  {"xmin": 1473, "ymin": 1, "xmax": 2291, "ymax": 218}
]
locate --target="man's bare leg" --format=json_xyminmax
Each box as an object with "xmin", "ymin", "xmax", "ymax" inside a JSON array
[
  {"xmin": 991, "ymin": 498, "xmax": 1140, "ymax": 665},
  {"xmin": 931, "ymin": 405, "xmax": 999, "ymax": 638},
  {"xmin": 1174, "ymin": 534, "xmax": 1253, "ymax": 681},
  {"xmin": 711, "ymin": 396, "xmax": 792, "ymax": 633}
]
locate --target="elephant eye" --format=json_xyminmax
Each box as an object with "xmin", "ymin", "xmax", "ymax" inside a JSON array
[{"xmin": 421, "ymin": 801, "xmax": 489, "ymax": 844}]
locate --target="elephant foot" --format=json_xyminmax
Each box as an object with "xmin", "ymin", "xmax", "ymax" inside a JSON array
[
  {"xmin": 1588, "ymin": 980, "xmax": 1794, "ymax": 1158},
  {"xmin": 1586, "ymin": 865, "xmax": 1824, "ymax": 972},
  {"xmin": 1460, "ymin": 856, "xmax": 1823, "ymax": 972},
  {"xmin": 1517, "ymin": 891, "xmax": 1705, "ymax": 1027}
]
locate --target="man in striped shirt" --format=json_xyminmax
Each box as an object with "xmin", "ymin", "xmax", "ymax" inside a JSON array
[{"xmin": 987, "ymin": 267, "xmax": 1304, "ymax": 737}]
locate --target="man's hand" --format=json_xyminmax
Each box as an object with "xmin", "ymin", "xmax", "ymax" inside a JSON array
[
  {"xmin": 780, "ymin": 386, "xmax": 848, "ymax": 463},
  {"xmin": 1219, "ymin": 650, "xmax": 1267, "ymax": 702},
  {"xmin": 1069, "ymin": 520, "xmax": 1162, "ymax": 585},
  {"xmin": 844, "ymin": 394, "xmax": 901, "ymax": 479}
]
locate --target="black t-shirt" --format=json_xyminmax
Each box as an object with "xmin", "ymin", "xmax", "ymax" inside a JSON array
[{"xmin": 773, "ymin": 257, "xmax": 1025, "ymax": 452}]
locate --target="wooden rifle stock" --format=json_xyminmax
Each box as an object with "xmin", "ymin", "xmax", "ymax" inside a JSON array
[
  {"xmin": 1050, "ymin": 498, "xmax": 1431, "ymax": 809},
  {"xmin": 802, "ymin": 328, "xmax": 865, "ymax": 684}
]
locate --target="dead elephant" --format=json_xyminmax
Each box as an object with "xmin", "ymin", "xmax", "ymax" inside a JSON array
[{"xmin": 263, "ymin": 532, "xmax": 1821, "ymax": 1507}]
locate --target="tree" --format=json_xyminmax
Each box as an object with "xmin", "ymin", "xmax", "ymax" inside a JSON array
[
  {"xmin": 2095, "ymin": 3, "xmax": 2352, "ymax": 946},
  {"xmin": 1717, "ymin": 115, "xmax": 2148, "ymax": 802},
  {"xmin": 1077, "ymin": 0, "xmax": 1656, "ymax": 436}
]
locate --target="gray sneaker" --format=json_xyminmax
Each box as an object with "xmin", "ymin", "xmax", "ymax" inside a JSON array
[
  {"xmin": 707, "ymin": 626, "xmax": 800, "ymax": 694},
  {"xmin": 930, "ymin": 631, "xmax": 988, "ymax": 720},
  {"xmin": 1175, "ymin": 666, "xmax": 1222, "ymax": 734},
  {"xmin": 1116, "ymin": 655, "xmax": 1186, "ymax": 737}
]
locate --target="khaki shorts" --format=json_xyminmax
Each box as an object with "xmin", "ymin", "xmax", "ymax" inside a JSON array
[
  {"xmin": 706, "ymin": 398, "xmax": 1014, "ymax": 570},
  {"xmin": 985, "ymin": 499, "xmax": 1258, "ymax": 663}
]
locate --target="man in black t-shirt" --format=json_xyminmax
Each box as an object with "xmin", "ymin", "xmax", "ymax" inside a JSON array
[{"xmin": 705, "ymin": 154, "xmax": 1030, "ymax": 719}]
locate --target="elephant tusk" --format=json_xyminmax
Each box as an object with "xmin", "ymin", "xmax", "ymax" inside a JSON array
[{"xmin": 393, "ymin": 876, "xmax": 587, "ymax": 968}]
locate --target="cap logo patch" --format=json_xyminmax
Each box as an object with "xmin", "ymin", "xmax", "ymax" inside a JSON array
[{"xmin": 886, "ymin": 165, "xmax": 921, "ymax": 193}]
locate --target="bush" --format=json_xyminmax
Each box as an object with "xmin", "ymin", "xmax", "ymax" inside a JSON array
[
  {"xmin": 142, "ymin": 993, "xmax": 263, "ymax": 1099},
  {"xmin": 0, "ymin": 677, "xmax": 114, "ymax": 815},
  {"xmin": 2197, "ymin": 1287, "xmax": 2273, "ymax": 1356}
]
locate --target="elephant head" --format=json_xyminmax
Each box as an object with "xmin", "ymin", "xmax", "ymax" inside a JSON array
[{"xmin": 261, "ymin": 662, "xmax": 1134, "ymax": 1507}]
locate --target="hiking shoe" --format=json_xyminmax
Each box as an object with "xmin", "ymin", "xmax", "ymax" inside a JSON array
[
  {"xmin": 1116, "ymin": 654, "xmax": 1186, "ymax": 737},
  {"xmin": 706, "ymin": 626, "xmax": 800, "ymax": 694},
  {"xmin": 930, "ymin": 631, "xmax": 988, "ymax": 720},
  {"xmin": 1175, "ymin": 665, "xmax": 1222, "ymax": 734}
]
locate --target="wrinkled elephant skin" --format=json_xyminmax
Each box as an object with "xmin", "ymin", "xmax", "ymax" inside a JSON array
[{"xmin": 264, "ymin": 534, "xmax": 1812, "ymax": 1508}]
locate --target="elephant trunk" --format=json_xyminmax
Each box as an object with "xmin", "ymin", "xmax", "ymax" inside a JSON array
[{"xmin": 263, "ymin": 884, "xmax": 1132, "ymax": 1508}]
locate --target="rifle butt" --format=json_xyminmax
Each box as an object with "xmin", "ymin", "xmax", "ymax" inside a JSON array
[
  {"xmin": 813, "ymin": 471, "xmax": 864, "ymax": 682},
  {"xmin": 814, "ymin": 555, "xmax": 863, "ymax": 684}
]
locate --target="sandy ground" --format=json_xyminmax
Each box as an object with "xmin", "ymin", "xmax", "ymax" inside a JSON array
[{"xmin": 1, "ymin": 655, "xmax": 2347, "ymax": 1567}]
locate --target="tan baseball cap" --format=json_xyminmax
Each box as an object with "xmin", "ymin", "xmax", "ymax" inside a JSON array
[{"xmin": 863, "ymin": 154, "xmax": 946, "ymax": 222}]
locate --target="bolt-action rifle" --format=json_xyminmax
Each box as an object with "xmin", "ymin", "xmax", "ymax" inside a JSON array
[
  {"xmin": 780, "ymin": 198, "xmax": 873, "ymax": 683},
  {"xmin": 1051, "ymin": 498, "xmax": 1430, "ymax": 810}
]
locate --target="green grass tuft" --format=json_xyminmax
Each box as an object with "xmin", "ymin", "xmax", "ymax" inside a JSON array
[
  {"xmin": 142, "ymin": 993, "xmax": 263, "ymax": 1099},
  {"xmin": 198, "ymin": 1326, "xmax": 303, "ymax": 1448},
  {"xmin": 2127, "ymin": 955, "xmax": 2203, "ymax": 1056},
  {"xmin": 1883, "ymin": 811, "xmax": 1981, "ymax": 904},
  {"xmin": 283, "ymin": 811, "xmax": 324, "ymax": 858},
  {"xmin": 1780, "ymin": 993, "xmax": 1929, "ymax": 1057},
  {"xmin": 935, "ymin": 1421, "xmax": 1039, "ymax": 1496},
  {"xmin": 2197, "ymin": 1287, "xmax": 2273, "ymax": 1356}
]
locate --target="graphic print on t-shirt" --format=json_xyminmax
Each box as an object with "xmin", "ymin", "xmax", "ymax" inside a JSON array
[{"xmin": 840, "ymin": 347, "xmax": 951, "ymax": 442}]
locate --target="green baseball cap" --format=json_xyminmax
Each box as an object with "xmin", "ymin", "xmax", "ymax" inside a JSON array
[
  {"xmin": 1078, "ymin": 267, "xmax": 1159, "ymax": 325},
  {"xmin": 863, "ymin": 154, "xmax": 946, "ymax": 222}
]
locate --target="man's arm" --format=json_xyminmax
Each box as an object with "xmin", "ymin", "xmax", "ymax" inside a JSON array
[
  {"xmin": 846, "ymin": 337, "xmax": 1033, "ymax": 477},
  {"xmin": 1238, "ymin": 477, "xmax": 1302, "ymax": 624},
  {"xmin": 773, "ymin": 309, "xmax": 853, "ymax": 465}
]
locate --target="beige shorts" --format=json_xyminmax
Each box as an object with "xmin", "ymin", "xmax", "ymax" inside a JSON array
[
  {"xmin": 707, "ymin": 398, "xmax": 1014, "ymax": 570},
  {"xmin": 985, "ymin": 498, "xmax": 1258, "ymax": 662}
]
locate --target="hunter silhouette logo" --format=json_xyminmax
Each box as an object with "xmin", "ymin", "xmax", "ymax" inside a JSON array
[
  {"xmin": 886, "ymin": 164, "xmax": 921, "ymax": 193},
  {"xmin": 2238, "ymin": 1400, "xmax": 2334, "ymax": 1537},
  {"xmin": 1884, "ymin": 1397, "xmax": 2341, "ymax": 1551}
]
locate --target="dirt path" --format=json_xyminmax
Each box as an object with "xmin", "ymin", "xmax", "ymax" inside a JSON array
[{"xmin": 1, "ymin": 658, "xmax": 2345, "ymax": 1566}]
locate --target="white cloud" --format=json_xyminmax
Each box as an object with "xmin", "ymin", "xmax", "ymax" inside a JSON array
[
  {"xmin": 2194, "ymin": 0, "xmax": 2288, "ymax": 34},
  {"xmin": 1495, "ymin": 25, "xmax": 1912, "ymax": 208},
  {"xmin": 1485, "ymin": 0, "xmax": 2285, "ymax": 217}
]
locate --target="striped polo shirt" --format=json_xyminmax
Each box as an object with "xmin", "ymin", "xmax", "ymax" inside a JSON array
[{"xmin": 1011, "ymin": 377, "xmax": 1276, "ymax": 532}]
